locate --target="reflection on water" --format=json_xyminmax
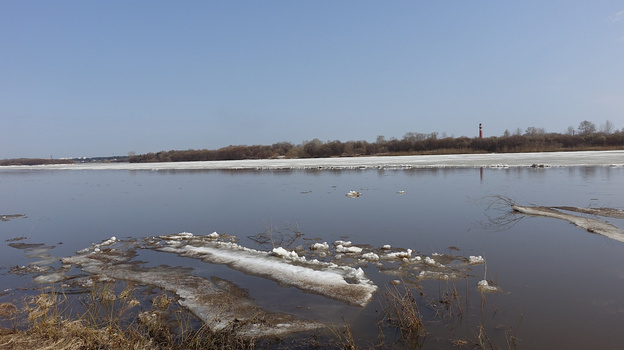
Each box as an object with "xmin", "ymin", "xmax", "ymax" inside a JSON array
[{"xmin": 1, "ymin": 166, "xmax": 624, "ymax": 348}]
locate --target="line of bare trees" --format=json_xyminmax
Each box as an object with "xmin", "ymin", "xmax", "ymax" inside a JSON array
[
  {"xmin": 127, "ymin": 120, "xmax": 623, "ymax": 163},
  {"xmin": 0, "ymin": 158, "xmax": 74, "ymax": 166}
]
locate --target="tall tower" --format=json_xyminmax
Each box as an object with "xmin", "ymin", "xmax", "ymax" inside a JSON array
[{"xmin": 479, "ymin": 123, "xmax": 483, "ymax": 138}]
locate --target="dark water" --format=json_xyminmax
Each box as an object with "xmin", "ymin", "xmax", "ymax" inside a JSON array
[{"xmin": 1, "ymin": 166, "xmax": 624, "ymax": 348}]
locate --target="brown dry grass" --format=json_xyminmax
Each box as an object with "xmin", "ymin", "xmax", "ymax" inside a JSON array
[{"xmin": 0, "ymin": 283, "xmax": 256, "ymax": 350}]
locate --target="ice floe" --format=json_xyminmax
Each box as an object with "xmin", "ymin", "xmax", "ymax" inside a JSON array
[
  {"xmin": 77, "ymin": 236, "xmax": 119, "ymax": 254},
  {"xmin": 310, "ymin": 242, "xmax": 329, "ymax": 250},
  {"xmin": 11, "ymin": 230, "xmax": 498, "ymax": 337},
  {"xmin": 477, "ymin": 279, "xmax": 502, "ymax": 293},
  {"xmin": 61, "ymin": 249, "xmax": 322, "ymax": 336},
  {"xmin": 469, "ymin": 255, "xmax": 485, "ymax": 264},
  {"xmin": 1, "ymin": 214, "xmax": 26, "ymax": 221},
  {"xmin": 383, "ymin": 249, "xmax": 412, "ymax": 260},
  {"xmin": 346, "ymin": 190, "xmax": 361, "ymax": 198},
  {"xmin": 361, "ymin": 252, "xmax": 380, "ymax": 261},
  {"xmin": 158, "ymin": 236, "xmax": 377, "ymax": 307},
  {"xmin": 335, "ymin": 244, "xmax": 363, "ymax": 254},
  {"xmin": 512, "ymin": 205, "xmax": 624, "ymax": 243}
]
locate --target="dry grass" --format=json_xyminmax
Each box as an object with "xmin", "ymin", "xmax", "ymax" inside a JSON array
[
  {"xmin": 1, "ymin": 280, "xmax": 522, "ymax": 350},
  {"xmin": 380, "ymin": 283, "xmax": 427, "ymax": 347},
  {"xmin": 0, "ymin": 282, "xmax": 256, "ymax": 350},
  {"xmin": 328, "ymin": 318, "xmax": 357, "ymax": 350}
]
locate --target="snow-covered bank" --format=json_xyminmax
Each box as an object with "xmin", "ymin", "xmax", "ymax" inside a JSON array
[{"xmin": 2, "ymin": 150, "xmax": 623, "ymax": 171}]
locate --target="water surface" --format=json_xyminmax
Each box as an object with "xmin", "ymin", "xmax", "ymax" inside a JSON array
[{"xmin": 1, "ymin": 163, "xmax": 623, "ymax": 348}]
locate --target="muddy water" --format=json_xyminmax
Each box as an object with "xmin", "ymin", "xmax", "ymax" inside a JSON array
[{"xmin": 1, "ymin": 166, "xmax": 624, "ymax": 348}]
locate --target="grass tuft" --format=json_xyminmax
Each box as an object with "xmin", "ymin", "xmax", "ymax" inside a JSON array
[
  {"xmin": 0, "ymin": 282, "xmax": 256, "ymax": 350},
  {"xmin": 380, "ymin": 282, "xmax": 427, "ymax": 346}
]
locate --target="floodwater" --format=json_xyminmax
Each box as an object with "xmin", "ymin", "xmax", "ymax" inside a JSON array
[{"xmin": 1, "ymin": 160, "xmax": 624, "ymax": 349}]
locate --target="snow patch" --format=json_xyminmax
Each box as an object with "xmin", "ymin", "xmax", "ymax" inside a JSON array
[
  {"xmin": 335, "ymin": 245, "xmax": 363, "ymax": 254},
  {"xmin": 310, "ymin": 242, "xmax": 329, "ymax": 250},
  {"xmin": 469, "ymin": 256, "xmax": 485, "ymax": 264},
  {"xmin": 383, "ymin": 249, "xmax": 412, "ymax": 260}
]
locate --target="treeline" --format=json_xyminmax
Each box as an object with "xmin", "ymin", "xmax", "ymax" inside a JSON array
[
  {"xmin": 0, "ymin": 158, "xmax": 74, "ymax": 166},
  {"xmin": 128, "ymin": 129, "xmax": 624, "ymax": 163}
]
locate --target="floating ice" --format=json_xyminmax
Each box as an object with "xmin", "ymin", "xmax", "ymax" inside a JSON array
[
  {"xmin": 469, "ymin": 256, "xmax": 485, "ymax": 264},
  {"xmin": 346, "ymin": 190, "xmax": 361, "ymax": 198},
  {"xmin": 335, "ymin": 245, "xmax": 363, "ymax": 254},
  {"xmin": 77, "ymin": 236, "xmax": 120, "ymax": 254},
  {"xmin": 159, "ymin": 235, "xmax": 377, "ymax": 307},
  {"xmin": 512, "ymin": 205, "xmax": 624, "ymax": 243},
  {"xmin": 310, "ymin": 242, "xmax": 329, "ymax": 250},
  {"xmin": 167, "ymin": 232, "xmax": 194, "ymax": 240},
  {"xmin": 34, "ymin": 272, "xmax": 67, "ymax": 284},
  {"xmin": 361, "ymin": 252, "xmax": 380, "ymax": 261},
  {"xmin": 418, "ymin": 270, "xmax": 456, "ymax": 280},
  {"xmin": 424, "ymin": 256, "xmax": 443, "ymax": 267},
  {"xmin": 62, "ymin": 250, "xmax": 322, "ymax": 336},
  {"xmin": 477, "ymin": 279, "xmax": 501, "ymax": 292},
  {"xmin": 21, "ymin": 231, "xmax": 495, "ymax": 336},
  {"xmin": 272, "ymin": 247, "xmax": 301, "ymax": 259},
  {"xmin": 383, "ymin": 249, "xmax": 412, "ymax": 260}
]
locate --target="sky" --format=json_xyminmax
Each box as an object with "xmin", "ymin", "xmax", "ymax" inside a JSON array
[{"xmin": 1, "ymin": 1, "xmax": 623, "ymax": 159}]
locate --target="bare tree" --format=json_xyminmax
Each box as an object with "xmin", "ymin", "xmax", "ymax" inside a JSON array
[
  {"xmin": 577, "ymin": 120, "xmax": 596, "ymax": 135},
  {"xmin": 600, "ymin": 120, "xmax": 614, "ymax": 134},
  {"xmin": 403, "ymin": 132, "xmax": 427, "ymax": 141},
  {"xmin": 525, "ymin": 126, "xmax": 545, "ymax": 136},
  {"xmin": 566, "ymin": 126, "xmax": 575, "ymax": 135}
]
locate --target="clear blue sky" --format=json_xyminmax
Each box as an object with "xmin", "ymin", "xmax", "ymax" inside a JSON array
[{"xmin": 1, "ymin": 1, "xmax": 623, "ymax": 158}]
